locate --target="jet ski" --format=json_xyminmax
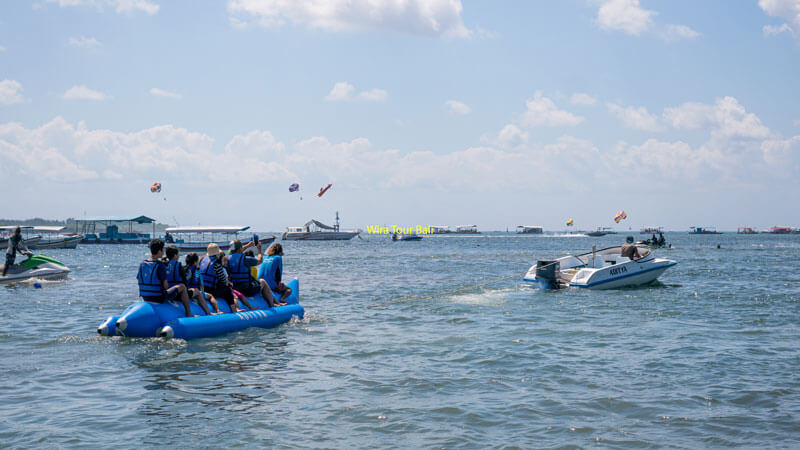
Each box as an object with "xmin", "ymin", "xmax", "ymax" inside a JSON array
[{"xmin": 0, "ymin": 254, "xmax": 71, "ymax": 283}]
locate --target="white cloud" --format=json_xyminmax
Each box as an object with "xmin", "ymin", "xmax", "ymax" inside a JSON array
[
  {"xmin": 759, "ymin": 0, "xmax": 800, "ymax": 40},
  {"xmin": 325, "ymin": 82, "xmax": 388, "ymax": 102},
  {"xmin": 68, "ymin": 36, "xmax": 101, "ymax": 48},
  {"xmin": 570, "ymin": 93, "xmax": 597, "ymax": 106},
  {"xmin": 493, "ymin": 124, "xmax": 528, "ymax": 148},
  {"xmin": 63, "ymin": 85, "xmax": 111, "ymax": 101},
  {"xmin": 357, "ymin": 88, "xmax": 388, "ymax": 102},
  {"xmin": 520, "ymin": 91, "xmax": 583, "ymax": 127},
  {"xmin": 663, "ymin": 96, "xmax": 770, "ymax": 139},
  {"xmin": 444, "ymin": 100, "xmax": 471, "ymax": 115},
  {"xmin": 663, "ymin": 24, "xmax": 701, "ymax": 41},
  {"xmin": 227, "ymin": 0, "xmax": 470, "ymax": 38},
  {"xmin": 46, "ymin": 0, "xmax": 159, "ymax": 15},
  {"xmin": 596, "ymin": 0, "xmax": 656, "ymax": 35},
  {"xmin": 763, "ymin": 23, "xmax": 794, "ymax": 37},
  {"xmin": 0, "ymin": 80, "xmax": 25, "ymax": 105},
  {"xmin": 149, "ymin": 87, "xmax": 181, "ymax": 99},
  {"xmin": 607, "ymin": 103, "xmax": 663, "ymax": 131},
  {"xmin": 325, "ymin": 82, "xmax": 355, "ymax": 101}
]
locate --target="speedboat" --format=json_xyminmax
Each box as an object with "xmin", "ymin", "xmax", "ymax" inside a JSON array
[
  {"xmin": 523, "ymin": 245, "xmax": 676, "ymax": 290},
  {"xmin": 0, "ymin": 254, "xmax": 71, "ymax": 284},
  {"xmin": 391, "ymin": 233, "xmax": 422, "ymax": 241}
]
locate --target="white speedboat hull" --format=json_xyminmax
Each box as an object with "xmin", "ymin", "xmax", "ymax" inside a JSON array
[{"xmin": 524, "ymin": 246, "xmax": 676, "ymax": 290}]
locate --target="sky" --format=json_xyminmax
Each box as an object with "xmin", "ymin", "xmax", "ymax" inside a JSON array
[{"xmin": 1, "ymin": 0, "xmax": 799, "ymax": 231}]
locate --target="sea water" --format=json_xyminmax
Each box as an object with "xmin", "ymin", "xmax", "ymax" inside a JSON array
[{"xmin": 0, "ymin": 233, "xmax": 798, "ymax": 447}]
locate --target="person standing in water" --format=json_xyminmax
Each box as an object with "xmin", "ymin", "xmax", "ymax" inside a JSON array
[{"xmin": 3, "ymin": 226, "xmax": 32, "ymax": 276}]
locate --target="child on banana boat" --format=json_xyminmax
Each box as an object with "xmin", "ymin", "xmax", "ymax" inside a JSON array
[
  {"xmin": 200, "ymin": 243, "xmax": 259, "ymax": 313},
  {"xmin": 164, "ymin": 245, "xmax": 222, "ymax": 315}
]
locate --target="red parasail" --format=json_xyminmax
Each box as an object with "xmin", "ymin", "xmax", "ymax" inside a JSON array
[{"xmin": 317, "ymin": 183, "xmax": 332, "ymax": 197}]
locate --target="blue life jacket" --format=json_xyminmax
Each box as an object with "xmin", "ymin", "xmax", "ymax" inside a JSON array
[
  {"xmin": 200, "ymin": 256, "xmax": 218, "ymax": 287},
  {"xmin": 186, "ymin": 265, "xmax": 202, "ymax": 290},
  {"xmin": 262, "ymin": 255, "xmax": 281, "ymax": 290},
  {"xmin": 137, "ymin": 259, "xmax": 163, "ymax": 298},
  {"xmin": 165, "ymin": 259, "xmax": 183, "ymax": 288},
  {"xmin": 227, "ymin": 252, "xmax": 253, "ymax": 286}
]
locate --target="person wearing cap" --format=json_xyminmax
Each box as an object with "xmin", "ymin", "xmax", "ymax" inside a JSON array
[
  {"xmin": 621, "ymin": 236, "xmax": 641, "ymax": 260},
  {"xmin": 227, "ymin": 239, "xmax": 283, "ymax": 308},
  {"xmin": 199, "ymin": 243, "xmax": 257, "ymax": 313}
]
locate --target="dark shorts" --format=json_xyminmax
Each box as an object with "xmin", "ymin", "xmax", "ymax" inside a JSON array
[
  {"xmin": 210, "ymin": 284, "xmax": 235, "ymax": 304},
  {"xmin": 142, "ymin": 286, "xmax": 179, "ymax": 304},
  {"xmin": 5, "ymin": 253, "xmax": 14, "ymax": 266},
  {"xmin": 234, "ymin": 280, "xmax": 261, "ymax": 297}
]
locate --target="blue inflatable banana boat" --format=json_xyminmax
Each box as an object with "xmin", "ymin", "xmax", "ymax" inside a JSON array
[{"xmin": 98, "ymin": 278, "xmax": 302, "ymax": 339}]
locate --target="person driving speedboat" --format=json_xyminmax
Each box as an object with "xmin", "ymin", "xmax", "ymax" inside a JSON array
[{"xmin": 621, "ymin": 236, "xmax": 641, "ymax": 260}]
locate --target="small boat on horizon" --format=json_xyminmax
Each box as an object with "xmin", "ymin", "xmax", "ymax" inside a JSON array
[
  {"xmin": 391, "ymin": 233, "xmax": 422, "ymax": 241},
  {"xmin": 517, "ymin": 225, "xmax": 544, "ymax": 234},
  {"xmin": 586, "ymin": 226, "xmax": 618, "ymax": 237},
  {"xmin": 737, "ymin": 227, "xmax": 758, "ymax": 234},
  {"xmin": 689, "ymin": 226, "xmax": 723, "ymax": 234}
]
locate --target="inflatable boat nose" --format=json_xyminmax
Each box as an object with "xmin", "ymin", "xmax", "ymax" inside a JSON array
[
  {"xmin": 97, "ymin": 324, "xmax": 108, "ymax": 336},
  {"xmin": 160, "ymin": 326, "xmax": 174, "ymax": 338}
]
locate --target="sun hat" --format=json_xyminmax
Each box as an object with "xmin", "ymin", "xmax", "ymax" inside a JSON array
[{"xmin": 207, "ymin": 243, "xmax": 221, "ymax": 257}]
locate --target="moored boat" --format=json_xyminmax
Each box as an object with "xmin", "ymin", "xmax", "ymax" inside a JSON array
[
  {"xmin": 517, "ymin": 225, "xmax": 544, "ymax": 234},
  {"xmin": 282, "ymin": 212, "xmax": 360, "ymax": 241},
  {"xmin": 689, "ymin": 226, "xmax": 722, "ymax": 234},
  {"xmin": 164, "ymin": 226, "xmax": 275, "ymax": 251},
  {"xmin": 737, "ymin": 227, "xmax": 758, "ymax": 234},
  {"xmin": 523, "ymin": 245, "xmax": 676, "ymax": 290}
]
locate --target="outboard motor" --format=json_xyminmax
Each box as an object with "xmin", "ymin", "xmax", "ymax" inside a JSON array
[{"xmin": 535, "ymin": 260, "xmax": 561, "ymax": 290}]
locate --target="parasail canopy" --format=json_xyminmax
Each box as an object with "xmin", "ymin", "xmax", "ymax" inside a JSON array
[
  {"xmin": 566, "ymin": 218, "xmax": 574, "ymax": 226},
  {"xmin": 614, "ymin": 210, "xmax": 627, "ymax": 223},
  {"xmin": 150, "ymin": 182, "xmax": 161, "ymax": 193},
  {"xmin": 289, "ymin": 183, "xmax": 300, "ymax": 192},
  {"xmin": 318, "ymin": 183, "xmax": 332, "ymax": 197}
]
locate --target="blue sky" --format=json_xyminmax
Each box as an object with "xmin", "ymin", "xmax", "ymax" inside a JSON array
[{"xmin": 1, "ymin": 0, "xmax": 799, "ymax": 231}]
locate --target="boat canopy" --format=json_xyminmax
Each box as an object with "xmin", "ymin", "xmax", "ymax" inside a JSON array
[
  {"xmin": 304, "ymin": 220, "xmax": 335, "ymax": 230},
  {"xmin": 0, "ymin": 225, "xmax": 35, "ymax": 231},
  {"xmin": 76, "ymin": 216, "xmax": 156, "ymax": 224},
  {"xmin": 165, "ymin": 226, "xmax": 250, "ymax": 234},
  {"xmin": 31, "ymin": 226, "xmax": 67, "ymax": 232}
]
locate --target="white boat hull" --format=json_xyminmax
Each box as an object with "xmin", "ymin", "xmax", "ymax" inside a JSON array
[
  {"xmin": 30, "ymin": 236, "xmax": 81, "ymax": 249},
  {"xmin": 0, "ymin": 263, "xmax": 71, "ymax": 283},
  {"xmin": 524, "ymin": 246, "xmax": 676, "ymax": 290},
  {"xmin": 282, "ymin": 231, "xmax": 359, "ymax": 241}
]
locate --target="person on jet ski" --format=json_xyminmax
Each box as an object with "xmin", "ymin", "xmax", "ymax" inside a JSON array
[
  {"xmin": 3, "ymin": 226, "xmax": 32, "ymax": 276},
  {"xmin": 621, "ymin": 236, "xmax": 641, "ymax": 260},
  {"xmin": 658, "ymin": 232, "xmax": 666, "ymax": 246}
]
